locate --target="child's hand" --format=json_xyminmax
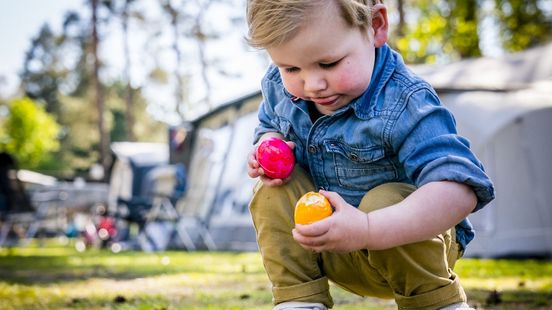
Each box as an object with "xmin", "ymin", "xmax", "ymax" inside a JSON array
[
  {"xmin": 247, "ymin": 140, "xmax": 295, "ymax": 187},
  {"xmin": 292, "ymin": 190, "xmax": 370, "ymax": 252}
]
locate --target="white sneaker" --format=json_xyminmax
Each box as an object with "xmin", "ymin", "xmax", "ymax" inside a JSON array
[
  {"xmin": 273, "ymin": 301, "xmax": 327, "ymax": 310},
  {"xmin": 439, "ymin": 302, "xmax": 475, "ymax": 310}
]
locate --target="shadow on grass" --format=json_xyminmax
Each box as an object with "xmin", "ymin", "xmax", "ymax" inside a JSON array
[
  {"xmin": 0, "ymin": 249, "xmax": 264, "ymax": 285},
  {"xmin": 466, "ymin": 288, "xmax": 552, "ymax": 309},
  {"xmin": 0, "ymin": 256, "xmax": 147, "ymax": 284},
  {"xmin": 2, "ymin": 245, "xmax": 552, "ymax": 309}
]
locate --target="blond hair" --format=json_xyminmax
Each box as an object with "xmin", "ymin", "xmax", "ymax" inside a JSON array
[{"xmin": 246, "ymin": 0, "xmax": 383, "ymax": 49}]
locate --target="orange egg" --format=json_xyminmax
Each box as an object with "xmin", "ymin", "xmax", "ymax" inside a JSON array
[{"xmin": 294, "ymin": 192, "xmax": 333, "ymax": 225}]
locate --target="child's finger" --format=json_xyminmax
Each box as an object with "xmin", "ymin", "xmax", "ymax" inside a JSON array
[
  {"xmin": 319, "ymin": 190, "xmax": 348, "ymax": 211},
  {"xmin": 285, "ymin": 140, "xmax": 296, "ymax": 150},
  {"xmin": 248, "ymin": 150, "xmax": 259, "ymax": 167},
  {"xmin": 260, "ymin": 175, "xmax": 284, "ymax": 187},
  {"xmin": 292, "ymin": 228, "xmax": 329, "ymax": 251},
  {"xmin": 294, "ymin": 220, "xmax": 330, "ymax": 237},
  {"xmin": 247, "ymin": 167, "xmax": 259, "ymax": 178}
]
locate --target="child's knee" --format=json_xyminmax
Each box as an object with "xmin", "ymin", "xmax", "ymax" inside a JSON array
[
  {"xmin": 250, "ymin": 166, "xmax": 316, "ymax": 215},
  {"xmin": 253, "ymin": 166, "xmax": 314, "ymax": 195},
  {"xmin": 359, "ymin": 183, "xmax": 416, "ymax": 213}
]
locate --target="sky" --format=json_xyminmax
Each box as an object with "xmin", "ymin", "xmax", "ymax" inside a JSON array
[
  {"xmin": 0, "ymin": 0, "xmax": 86, "ymax": 98},
  {"xmin": 0, "ymin": 0, "xmax": 267, "ymax": 123}
]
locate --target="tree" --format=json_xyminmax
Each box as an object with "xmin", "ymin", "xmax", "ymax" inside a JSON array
[
  {"xmin": 161, "ymin": 0, "xmax": 188, "ymax": 121},
  {"xmin": 61, "ymin": 11, "xmax": 92, "ymax": 98},
  {"xmin": 91, "ymin": 0, "xmax": 110, "ymax": 179},
  {"xmin": 103, "ymin": 0, "xmax": 141, "ymax": 141},
  {"xmin": 395, "ymin": 0, "xmax": 406, "ymax": 38},
  {"xmin": 20, "ymin": 24, "xmax": 66, "ymax": 116},
  {"xmin": 105, "ymin": 80, "xmax": 167, "ymax": 144},
  {"xmin": 390, "ymin": 0, "xmax": 551, "ymax": 64},
  {"xmin": 495, "ymin": 0, "xmax": 552, "ymax": 52},
  {"xmin": 392, "ymin": 0, "xmax": 481, "ymax": 64},
  {"xmin": 446, "ymin": 0, "xmax": 481, "ymax": 58},
  {"xmin": 189, "ymin": 0, "xmax": 217, "ymax": 110},
  {"xmin": 17, "ymin": 6, "xmax": 165, "ymax": 178},
  {"xmin": 155, "ymin": 0, "xmax": 243, "ymax": 121},
  {"xmin": 0, "ymin": 98, "xmax": 60, "ymax": 169},
  {"xmin": 121, "ymin": 0, "xmax": 137, "ymax": 141}
]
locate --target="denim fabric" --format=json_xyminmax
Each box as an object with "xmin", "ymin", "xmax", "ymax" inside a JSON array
[{"xmin": 253, "ymin": 44, "xmax": 495, "ymax": 250}]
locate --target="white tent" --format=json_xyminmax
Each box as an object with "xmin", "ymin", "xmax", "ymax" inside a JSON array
[
  {"xmin": 412, "ymin": 43, "xmax": 552, "ymax": 257},
  {"xmin": 173, "ymin": 93, "xmax": 261, "ymax": 251},
  {"xmin": 108, "ymin": 142, "xmax": 169, "ymax": 212}
]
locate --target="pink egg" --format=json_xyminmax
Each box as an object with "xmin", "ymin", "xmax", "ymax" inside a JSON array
[{"xmin": 256, "ymin": 137, "xmax": 295, "ymax": 179}]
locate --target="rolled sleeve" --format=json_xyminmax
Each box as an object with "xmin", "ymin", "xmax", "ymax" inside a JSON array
[
  {"xmin": 253, "ymin": 69, "xmax": 282, "ymax": 144},
  {"xmin": 392, "ymin": 88, "xmax": 495, "ymax": 212},
  {"xmin": 416, "ymin": 154, "xmax": 495, "ymax": 212},
  {"xmin": 253, "ymin": 97, "xmax": 277, "ymax": 144}
]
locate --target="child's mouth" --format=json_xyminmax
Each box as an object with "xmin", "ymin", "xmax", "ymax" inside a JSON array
[{"xmin": 312, "ymin": 95, "xmax": 339, "ymax": 106}]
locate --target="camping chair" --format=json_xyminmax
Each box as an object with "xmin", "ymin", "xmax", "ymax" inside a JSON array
[
  {"xmin": 113, "ymin": 163, "xmax": 199, "ymax": 251},
  {"xmin": 1, "ymin": 153, "xmax": 68, "ymax": 246},
  {"xmin": 143, "ymin": 163, "xmax": 217, "ymax": 251},
  {"xmin": 0, "ymin": 186, "xmax": 68, "ymax": 247}
]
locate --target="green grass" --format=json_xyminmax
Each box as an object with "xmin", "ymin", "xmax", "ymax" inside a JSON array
[{"xmin": 1, "ymin": 240, "xmax": 551, "ymax": 309}]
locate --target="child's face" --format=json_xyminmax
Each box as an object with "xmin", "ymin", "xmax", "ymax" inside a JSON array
[{"xmin": 267, "ymin": 4, "xmax": 379, "ymax": 115}]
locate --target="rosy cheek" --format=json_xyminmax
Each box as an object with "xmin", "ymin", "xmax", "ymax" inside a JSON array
[
  {"xmin": 334, "ymin": 73, "xmax": 355, "ymax": 91},
  {"xmin": 335, "ymin": 69, "xmax": 370, "ymax": 94},
  {"xmin": 282, "ymin": 77, "xmax": 303, "ymax": 98}
]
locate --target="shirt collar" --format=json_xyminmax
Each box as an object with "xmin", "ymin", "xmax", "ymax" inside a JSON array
[
  {"xmin": 351, "ymin": 43, "xmax": 396, "ymax": 120},
  {"xmin": 265, "ymin": 44, "xmax": 397, "ymax": 119}
]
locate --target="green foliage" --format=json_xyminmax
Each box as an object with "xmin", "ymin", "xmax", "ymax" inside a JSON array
[
  {"xmin": 394, "ymin": 0, "xmax": 448, "ymax": 64},
  {"xmin": 393, "ymin": 0, "xmax": 481, "ymax": 64},
  {"xmin": 0, "ymin": 98, "xmax": 60, "ymax": 169},
  {"xmin": 447, "ymin": 0, "xmax": 482, "ymax": 58},
  {"xmin": 44, "ymin": 95, "xmax": 100, "ymax": 177},
  {"xmin": 104, "ymin": 80, "xmax": 167, "ymax": 143},
  {"xmin": 494, "ymin": 0, "xmax": 552, "ymax": 52},
  {"xmin": 33, "ymin": 84, "xmax": 166, "ymax": 178},
  {"xmin": 17, "ymin": 12, "xmax": 166, "ymax": 178},
  {"xmin": 21, "ymin": 24, "xmax": 68, "ymax": 116},
  {"xmin": 391, "ymin": 0, "xmax": 551, "ymax": 64}
]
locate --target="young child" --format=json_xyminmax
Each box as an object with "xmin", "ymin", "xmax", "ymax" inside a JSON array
[{"xmin": 246, "ymin": 1, "xmax": 495, "ymax": 309}]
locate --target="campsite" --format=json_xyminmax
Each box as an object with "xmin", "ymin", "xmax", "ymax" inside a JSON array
[
  {"xmin": 1, "ymin": 43, "xmax": 552, "ymax": 309},
  {"xmin": 1, "ymin": 1, "xmax": 551, "ymax": 309},
  {"xmin": 100, "ymin": 42, "xmax": 552, "ymax": 256}
]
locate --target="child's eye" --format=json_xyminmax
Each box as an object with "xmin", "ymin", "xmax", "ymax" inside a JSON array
[
  {"xmin": 285, "ymin": 67, "xmax": 299, "ymax": 73},
  {"xmin": 319, "ymin": 60, "xmax": 339, "ymax": 69}
]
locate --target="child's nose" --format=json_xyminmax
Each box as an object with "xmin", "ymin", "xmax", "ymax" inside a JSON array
[{"xmin": 303, "ymin": 73, "xmax": 327, "ymax": 94}]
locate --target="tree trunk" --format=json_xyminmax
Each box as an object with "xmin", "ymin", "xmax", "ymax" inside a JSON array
[
  {"xmin": 193, "ymin": 0, "xmax": 212, "ymax": 109},
  {"xmin": 91, "ymin": 0, "xmax": 109, "ymax": 179},
  {"xmin": 122, "ymin": 0, "xmax": 135, "ymax": 141},
  {"xmin": 396, "ymin": 0, "xmax": 406, "ymax": 38},
  {"xmin": 164, "ymin": 0, "xmax": 186, "ymax": 122}
]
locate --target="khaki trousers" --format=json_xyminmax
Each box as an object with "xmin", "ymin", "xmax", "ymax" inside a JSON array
[{"xmin": 249, "ymin": 167, "xmax": 466, "ymax": 309}]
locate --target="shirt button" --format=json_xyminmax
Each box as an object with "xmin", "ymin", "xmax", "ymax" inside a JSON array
[{"xmin": 308, "ymin": 145, "xmax": 317, "ymax": 153}]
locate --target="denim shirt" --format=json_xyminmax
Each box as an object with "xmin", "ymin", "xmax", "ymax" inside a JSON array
[{"xmin": 253, "ymin": 44, "xmax": 495, "ymax": 250}]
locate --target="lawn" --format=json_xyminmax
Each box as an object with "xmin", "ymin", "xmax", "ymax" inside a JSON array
[{"xmin": 1, "ymin": 240, "xmax": 551, "ymax": 309}]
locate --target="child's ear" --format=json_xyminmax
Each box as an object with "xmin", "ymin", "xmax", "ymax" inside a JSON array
[{"xmin": 371, "ymin": 4, "xmax": 388, "ymax": 47}]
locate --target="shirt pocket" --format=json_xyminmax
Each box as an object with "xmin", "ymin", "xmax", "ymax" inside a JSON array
[{"xmin": 324, "ymin": 140, "xmax": 397, "ymax": 190}]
